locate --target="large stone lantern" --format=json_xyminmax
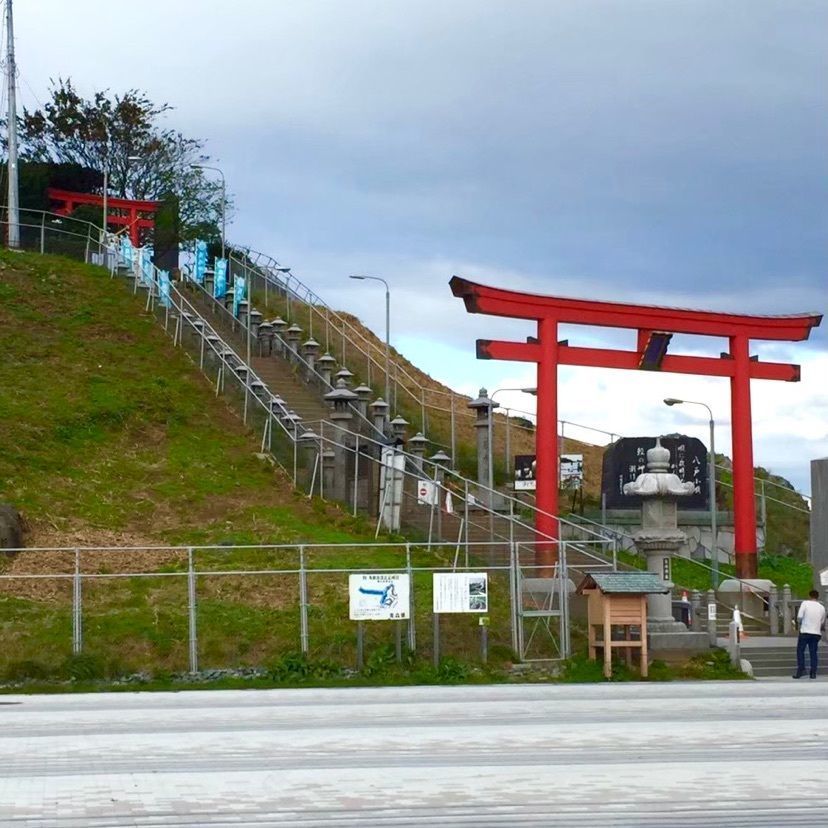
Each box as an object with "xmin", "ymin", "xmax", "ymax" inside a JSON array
[{"xmin": 623, "ymin": 437, "xmax": 709, "ymax": 652}]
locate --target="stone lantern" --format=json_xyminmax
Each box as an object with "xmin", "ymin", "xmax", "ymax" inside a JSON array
[
  {"xmin": 271, "ymin": 317, "xmax": 287, "ymax": 357},
  {"xmin": 335, "ymin": 366, "xmax": 354, "ymax": 387},
  {"xmin": 390, "ymin": 415, "xmax": 409, "ymax": 443},
  {"xmin": 323, "ymin": 379, "xmax": 359, "ymax": 502},
  {"xmin": 302, "ymin": 338, "xmax": 321, "ymax": 376},
  {"xmin": 407, "ymin": 432, "xmax": 428, "ymax": 472},
  {"xmin": 623, "ymin": 436, "xmax": 709, "ymax": 653},
  {"xmin": 248, "ymin": 309, "xmax": 263, "ymax": 338},
  {"xmin": 281, "ymin": 410, "xmax": 303, "ymax": 437},
  {"xmin": 257, "ymin": 321, "xmax": 274, "ymax": 356},
  {"xmin": 369, "ymin": 397, "xmax": 390, "ymax": 434},
  {"xmin": 353, "ymin": 384, "xmax": 372, "ymax": 421},
  {"xmin": 467, "ymin": 388, "xmax": 494, "ymax": 490},
  {"xmin": 285, "ymin": 324, "xmax": 303, "ymax": 357},
  {"xmin": 317, "ymin": 353, "xmax": 337, "ymax": 388}
]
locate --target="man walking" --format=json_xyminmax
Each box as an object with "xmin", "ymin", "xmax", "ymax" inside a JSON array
[{"xmin": 793, "ymin": 590, "xmax": 826, "ymax": 679}]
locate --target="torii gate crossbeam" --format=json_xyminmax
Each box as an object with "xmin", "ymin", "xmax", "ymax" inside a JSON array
[{"xmin": 450, "ymin": 276, "xmax": 822, "ymax": 578}]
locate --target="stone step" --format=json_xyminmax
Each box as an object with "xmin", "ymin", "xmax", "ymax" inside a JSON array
[{"xmin": 185, "ymin": 286, "xmax": 330, "ymax": 425}]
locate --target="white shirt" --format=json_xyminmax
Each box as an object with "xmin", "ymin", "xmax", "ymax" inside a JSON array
[{"xmin": 797, "ymin": 600, "xmax": 827, "ymax": 635}]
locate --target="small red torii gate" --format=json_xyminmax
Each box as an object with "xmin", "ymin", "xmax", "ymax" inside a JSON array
[
  {"xmin": 47, "ymin": 188, "xmax": 160, "ymax": 247},
  {"xmin": 450, "ymin": 276, "xmax": 822, "ymax": 578}
]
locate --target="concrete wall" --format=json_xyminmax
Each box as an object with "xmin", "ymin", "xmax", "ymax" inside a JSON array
[
  {"xmin": 578, "ymin": 509, "xmax": 765, "ymax": 566},
  {"xmin": 811, "ymin": 458, "xmax": 828, "ymax": 591}
]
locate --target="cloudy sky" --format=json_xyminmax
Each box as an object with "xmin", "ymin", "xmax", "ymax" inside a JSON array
[{"xmin": 18, "ymin": 1, "xmax": 827, "ymax": 492}]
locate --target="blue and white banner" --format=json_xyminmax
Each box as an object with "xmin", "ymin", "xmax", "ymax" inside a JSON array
[
  {"xmin": 194, "ymin": 240, "xmax": 208, "ymax": 284},
  {"xmin": 214, "ymin": 257, "xmax": 227, "ymax": 299},
  {"xmin": 119, "ymin": 236, "xmax": 133, "ymax": 268},
  {"xmin": 233, "ymin": 274, "xmax": 246, "ymax": 317},
  {"xmin": 140, "ymin": 247, "xmax": 154, "ymax": 285},
  {"xmin": 158, "ymin": 270, "xmax": 171, "ymax": 308}
]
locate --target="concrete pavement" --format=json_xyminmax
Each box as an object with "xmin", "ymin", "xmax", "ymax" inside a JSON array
[{"xmin": 1, "ymin": 682, "xmax": 827, "ymax": 826}]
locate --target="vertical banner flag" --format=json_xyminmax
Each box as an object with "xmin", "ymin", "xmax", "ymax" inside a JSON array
[
  {"xmin": 140, "ymin": 247, "xmax": 154, "ymax": 285},
  {"xmin": 158, "ymin": 270, "xmax": 171, "ymax": 308},
  {"xmin": 120, "ymin": 236, "xmax": 132, "ymax": 268},
  {"xmin": 233, "ymin": 274, "xmax": 246, "ymax": 317},
  {"xmin": 213, "ymin": 257, "xmax": 227, "ymax": 299},
  {"xmin": 194, "ymin": 240, "xmax": 208, "ymax": 284}
]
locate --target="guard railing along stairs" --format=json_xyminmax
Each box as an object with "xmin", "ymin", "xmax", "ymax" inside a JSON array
[{"xmin": 109, "ymin": 239, "xmax": 614, "ymax": 574}]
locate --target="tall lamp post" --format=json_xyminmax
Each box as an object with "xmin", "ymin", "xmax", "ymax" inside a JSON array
[
  {"xmin": 190, "ymin": 163, "xmax": 226, "ymax": 259},
  {"xmin": 664, "ymin": 397, "xmax": 718, "ymax": 587},
  {"xmin": 101, "ymin": 146, "xmax": 109, "ymax": 243},
  {"xmin": 348, "ymin": 275, "xmax": 390, "ymax": 406}
]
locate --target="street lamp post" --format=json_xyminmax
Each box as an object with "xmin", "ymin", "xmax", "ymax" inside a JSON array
[
  {"xmin": 102, "ymin": 159, "xmax": 108, "ymax": 243},
  {"xmin": 348, "ymin": 275, "xmax": 390, "ymax": 406},
  {"xmin": 190, "ymin": 164, "xmax": 226, "ymax": 259},
  {"xmin": 664, "ymin": 397, "xmax": 719, "ymax": 587}
]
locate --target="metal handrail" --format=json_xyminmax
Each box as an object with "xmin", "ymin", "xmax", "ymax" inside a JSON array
[
  {"xmin": 10, "ymin": 215, "xmax": 805, "ymax": 583},
  {"xmin": 185, "ymin": 276, "xmax": 387, "ymax": 440}
]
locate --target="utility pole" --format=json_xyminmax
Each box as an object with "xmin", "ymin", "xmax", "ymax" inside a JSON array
[{"xmin": 5, "ymin": 0, "xmax": 20, "ymax": 248}]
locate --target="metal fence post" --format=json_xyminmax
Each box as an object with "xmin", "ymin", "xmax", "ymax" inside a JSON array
[
  {"xmin": 40, "ymin": 212, "xmax": 45, "ymax": 254},
  {"xmin": 561, "ymin": 541, "xmax": 571, "ymax": 657},
  {"xmin": 299, "ymin": 546, "xmax": 309, "ymax": 654},
  {"xmin": 187, "ymin": 548, "xmax": 199, "ymax": 673},
  {"xmin": 509, "ymin": 542, "xmax": 518, "ymax": 656},
  {"xmin": 72, "ymin": 549, "xmax": 82, "ymax": 655},
  {"xmin": 406, "ymin": 542, "xmax": 416, "ymax": 653},
  {"xmin": 353, "ymin": 436, "xmax": 360, "ymax": 516}
]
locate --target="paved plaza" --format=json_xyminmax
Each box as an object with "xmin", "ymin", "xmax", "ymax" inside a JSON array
[{"xmin": 1, "ymin": 681, "xmax": 827, "ymax": 826}]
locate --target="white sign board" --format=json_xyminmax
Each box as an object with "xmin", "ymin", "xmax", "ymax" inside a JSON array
[
  {"xmin": 349, "ymin": 573, "xmax": 410, "ymax": 621},
  {"xmin": 707, "ymin": 603, "xmax": 717, "ymax": 621},
  {"xmin": 560, "ymin": 453, "xmax": 584, "ymax": 489},
  {"xmin": 417, "ymin": 479, "xmax": 438, "ymax": 506},
  {"xmin": 820, "ymin": 567, "xmax": 828, "ymax": 587},
  {"xmin": 433, "ymin": 572, "xmax": 489, "ymax": 614}
]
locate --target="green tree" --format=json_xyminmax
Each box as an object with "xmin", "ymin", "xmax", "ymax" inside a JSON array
[{"xmin": 15, "ymin": 78, "xmax": 227, "ymax": 243}]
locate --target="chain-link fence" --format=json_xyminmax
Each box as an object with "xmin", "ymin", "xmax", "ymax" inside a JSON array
[{"xmin": 0, "ymin": 541, "xmax": 615, "ymax": 679}]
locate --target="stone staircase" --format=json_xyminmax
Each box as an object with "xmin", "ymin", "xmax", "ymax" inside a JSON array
[
  {"xmin": 122, "ymin": 262, "xmax": 630, "ymax": 574},
  {"xmin": 184, "ymin": 284, "xmax": 329, "ymax": 425},
  {"xmin": 738, "ymin": 638, "xmax": 828, "ymax": 678}
]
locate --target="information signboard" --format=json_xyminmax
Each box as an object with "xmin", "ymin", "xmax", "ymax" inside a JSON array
[
  {"xmin": 514, "ymin": 454, "xmax": 536, "ymax": 490},
  {"xmin": 348, "ymin": 573, "xmax": 410, "ymax": 621},
  {"xmin": 433, "ymin": 572, "xmax": 488, "ymax": 613},
  {"xmin": 560, "ymin": 454, "xmax": 583, "ymax": 489}
]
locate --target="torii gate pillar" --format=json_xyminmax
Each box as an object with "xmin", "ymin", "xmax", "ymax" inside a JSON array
[{"xmin": 450, "ymin": 276, "xmax": 821, "ymax": 578}]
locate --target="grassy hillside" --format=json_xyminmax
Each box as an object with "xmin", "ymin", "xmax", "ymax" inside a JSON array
[
  {"xmin": 0, "ymin": 250, "xmax": 369, "ymax": 549},
  {"xmin": 0, "ymin": 251, "xmax": 526, "ymax": 683}
]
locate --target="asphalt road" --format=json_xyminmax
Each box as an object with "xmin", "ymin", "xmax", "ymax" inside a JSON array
[{"xmin": 1, "ymin": 681, "xmax": 827, "ymax": 826}]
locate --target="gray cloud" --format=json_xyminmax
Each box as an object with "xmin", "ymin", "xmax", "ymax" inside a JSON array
[{"xmin": 18, "ymin": 0, "xmax": 827, "ymax": 487}]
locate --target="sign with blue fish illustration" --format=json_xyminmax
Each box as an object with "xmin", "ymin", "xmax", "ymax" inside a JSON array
[{"xmin": 348, "ymin": 573, "xmax": 410, "ymax": 621}]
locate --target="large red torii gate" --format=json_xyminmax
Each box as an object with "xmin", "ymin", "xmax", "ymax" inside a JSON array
[{"xmin": 450, "ymin": 276, "xmax": 822, "ymax": 578}]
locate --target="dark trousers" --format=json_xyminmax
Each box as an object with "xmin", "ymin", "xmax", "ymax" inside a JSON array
[{"xmin": 796, "ymin": 633, "xmax": 821, "ymax": 677}]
